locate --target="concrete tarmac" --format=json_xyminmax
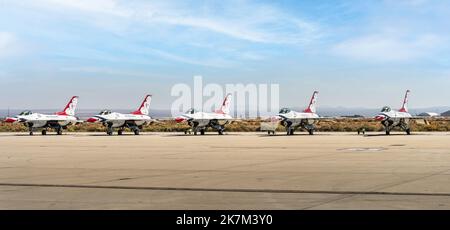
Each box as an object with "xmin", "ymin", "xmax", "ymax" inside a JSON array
[{"xmin": 0, "ymin": 132, "xmax": 450, "ymax": 209}]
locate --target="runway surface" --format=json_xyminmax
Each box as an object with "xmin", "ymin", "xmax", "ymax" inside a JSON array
[{"xmin": 1, "ymin": 132, "xmax": 450, "ymax": 209}]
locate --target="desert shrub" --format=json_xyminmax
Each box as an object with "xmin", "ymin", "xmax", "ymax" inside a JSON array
[{"xmin": 1, "ymin": 118, "xmax": 449, "ymax": 132}]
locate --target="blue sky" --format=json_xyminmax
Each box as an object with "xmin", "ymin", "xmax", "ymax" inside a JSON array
[{"xmin": 0, "ymin": 0, "xmax": 449, "ymax": 110}]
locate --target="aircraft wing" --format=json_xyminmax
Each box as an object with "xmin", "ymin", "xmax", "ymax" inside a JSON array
[
  {"xmin": 409, "ymin": 116, "xmax": 431, "ymax": 119},
  {"xmin": 227, "ymin": 118, "xmax": 246, "ymax": 124},
  {"xmin": 286, "ymin": 117, "xmax": 340, "ymax": 121},
  {"xmin": 408, "ymin": 116, "xmax": 432, "ymax": 125},
  {"xmin": 153, "ymin": 117, "xmax": 174, "ymax": 122}
]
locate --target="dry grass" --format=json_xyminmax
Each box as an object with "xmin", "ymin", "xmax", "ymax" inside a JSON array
[{"xmin": 1, "ymin": 118, "xmax": 449, "ymax": 132}]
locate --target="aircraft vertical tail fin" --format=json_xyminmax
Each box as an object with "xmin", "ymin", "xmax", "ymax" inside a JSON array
[
  {"xmin": 132, "ymin": 95, "xmax": 152, "ymax": 115},
  {"xmin": 399, "ymin": 90, "xmax": 410, "ymax": 113},
  {"xmin": 56, "ymin": 96, "xmax": 79, "ymax": 116},
  {"xmin": 303, "ymin": 91, "xmax": 319, "ymax": 113},
  {"xmin": 215, "ymin": 93, "xmax": 232, "ymax": 115}
]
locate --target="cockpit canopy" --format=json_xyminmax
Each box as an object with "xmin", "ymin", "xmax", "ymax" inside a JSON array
[
  {"xmin": 185, "ymin": 108, "xmax": 198, "ymax": 114},
  {"xmin": 19, "ymin": 110, "xmax": 32, "ymax": 116},
  {"xmin": 381, "ymin": 106, "xmax": 391, "ymax": 112},
  {"xmin": 279, "ymin": 108, "xmax": 291, "ymax": 114},
  {"xmin": 99, "ymin": 110, "xmax": 112, "ymax": 115}
]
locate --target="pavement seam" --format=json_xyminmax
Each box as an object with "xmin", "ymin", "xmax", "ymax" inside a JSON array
[
  {"xmin": 367, "ymin": 168, "xmax": 450, "ymax": 194},
  {"xmin": 302, "ymin": 168, "xmax": 450, "ymax": 209},
  {"xmin": 2, "ymin": 183, "xmax": 450, "ymax": 197}
]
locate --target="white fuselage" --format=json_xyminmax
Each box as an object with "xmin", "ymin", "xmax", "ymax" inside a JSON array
[
  {"xmin": 91, "ymin": 112, "xmax": 152, "ymax": 128},
  {"xmin": 375, "ymin": 110, "xmax": 412, "ymax": 126},
  {"xmin": 278, "ymin": 111, "xmax": 319, "ymax": 128},
  {"xmin": 11, "ymin": 113, "xmax": 78, "ymax": 128},
  {"xmin": 375, "ymin": 107, "xmax": 414, "ymax": 135},
  {"xmin": 179, "ymin": 112, "xmax": 233, "ymax": 127}
]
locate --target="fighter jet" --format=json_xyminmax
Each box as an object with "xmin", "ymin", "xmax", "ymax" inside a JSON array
[
  {"xmin": 375, "ymin": 90, "xmax": 422, "ymax": 135},
  {"xmin": 276, "ymin": 91, "xmax": 323, "ymax": 135},
  {"xmin": 4, "ymin": 96, "xmax": 81, "ymax": 135},
  {"xmin": 175, "ymin": 94, "xmax": 233, "ymax": 135},
  {"xmin": 86, "ymin": 95, "xmax": 152, "ymax": 135}
]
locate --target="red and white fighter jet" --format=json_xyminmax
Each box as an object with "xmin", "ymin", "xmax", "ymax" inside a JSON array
[
  {"xmin": 86, "ymin": 95, "xmax": 153, "ymax": 135},
  {"xmin": 374, "ymin": 90, "xmax": 423, "ymax": 135},
  {"xmin": 275, "ymin": 91, "xmax": 325, "ymax": 135},
  {"xmin": 175, "ymin": 94, "xmax": 233, "ymax": 135},
  {"xmin": 4, "ymin": 96, "xmax": 81, "ymax": 135}
]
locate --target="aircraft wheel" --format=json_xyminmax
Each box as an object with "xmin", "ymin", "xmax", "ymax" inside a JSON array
[
  {"xmin": 134, "ymin": 129, "xmax": 140, "ymax": 135},
  {"xmin": 308, "ymin": 129, "xmax": 314, "ymax": 135},
  {"xmin": 218, "ymin": 130, "xmax": 224, "ymax": 135},
  {"xmin": 118, "ymin": 130, "xmax": 123, "ymax": 135},
  {"xmin": 41, "ymin": 130, "xmax": 47, "ymax": 135},
  {"xmin": 29, "ymin": 132, "xmax": 33, "ymax": 136},
  {"xmin": 386, "ymin": 131, "xmax": 390, "ymax": 135},
  {"xmin": 406, "ymin": 129, "xmax": 411, "ymax": 135},
  {"xmin": 200, "ymin": 129, "xmax": 205, "ymax": 135},
  {"xmin": 107, "ymin": 131, "xmax": 113, "ymax": 136},
  {"xmin": 57, "ymin": 129, "xmax": 63, "ymax": 135},
  {"xmin": 290, "ymin": 129, "xmax": 294, "ymax": 135}
]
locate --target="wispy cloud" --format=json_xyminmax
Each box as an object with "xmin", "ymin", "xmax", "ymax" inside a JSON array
[
  {"xmin": 387, "ymin": 0, "xmax": 429, "ymax": 7},
  {"xmin": 146, "ymin": 48, "xmax": 233, "ymax": 68},
  {"xmin": 6, "ymin": 0, "xmax": 317, "ymax": 68},
  {"xmin": 21, "ymin": 0, "xmax": 320, "ymax": 45},
  {"xmin": 34, "ymin": 0, "xmax": 131, "ymax": 17},
  {"xmin": 3, "ymin": 1, "xmax": 450, "ymax": 108},
  {"xmin": 332, "ymin": 33, "xmax": 444, "ymax": 62},
  {"xmin": 328, "ymin": 0, "xmax": 450, "ymax": 63},
  {"xmin": 59, "ymin": 66, "xmax": 151, "ymax": 77},
  {"xmin": 0, "ymin": 32, "xmax": 19, "ymax": 58}
]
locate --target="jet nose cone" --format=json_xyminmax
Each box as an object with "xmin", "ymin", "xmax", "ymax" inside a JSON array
[
  {"xmin": 175, "ymin": 116, "xmax": 186, "ymax": 123},
  {"xmin": 4, "ymin": 117, "xmax": 17, "ymax": 123},
  {"xmin": 375, "ymin": 115, "xmax": 386, "ymax": 121},
  {"xmin": 86, "ymin": 117, "xmax": 99, "ymax": 123}
]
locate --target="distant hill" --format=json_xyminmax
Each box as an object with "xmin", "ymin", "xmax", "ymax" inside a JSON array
[
  {"xmin": 1, "ymin": 106, "xmax": 450, "ymax": 119},
  {"xmin": 442, "ymin": 110, "xmax": 450, "ymax": 117}
]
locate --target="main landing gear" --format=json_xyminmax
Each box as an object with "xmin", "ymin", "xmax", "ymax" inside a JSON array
[
  {"xmin": 28, "ymin": 125, "xmax": 34, "ymax": 136},
  {"xmin": 285, "ymin": 127, "xmax": 314, "ymax": 136},
  {"xmin": 190, "ymin": 126, "xmax": 225, "ymax": 135},
  {"xmin": 193, "ymin": 128, "xmax": 205, "ymax": 135},
  {"xmin": 383, "ymin": 120, "xmax": 411, "ymax": 135},
  {"xmin": 56, "ymin": 127, "xmax": 63, "ymax": 135},
  {"xmin": 107, "ymin": 126, "xmax": 140, "ymax": 136},
  {"xmin": 286, "ymin": 128, "xmax": 294, "ymax": 135},
  {"xmin": 133, "ymin": 129, "xmax": 140, "ymax": 135},
  {"xmin": 29, "ymin": 127, "xmax": 62, "ymax": 136},
  {"xmin": 107, "ymin": 125, "xmax": 113, "ymax": 136}
]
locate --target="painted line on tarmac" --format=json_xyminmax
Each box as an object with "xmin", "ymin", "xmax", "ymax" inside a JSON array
[{"xmin": 1, "ymin": 182, "xmax": 450, "ymax": 197}]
